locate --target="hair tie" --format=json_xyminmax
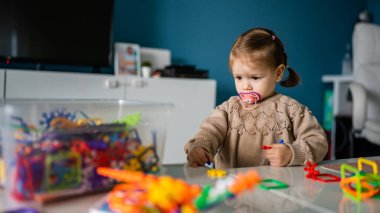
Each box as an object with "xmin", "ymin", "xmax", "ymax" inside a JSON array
[{"xmin": 272, "ymin": 35, "xmax": 276, "ymax": 40}]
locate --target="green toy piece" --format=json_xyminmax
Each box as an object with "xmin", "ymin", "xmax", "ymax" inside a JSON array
[
  {"xmin": 194, "ymin": 184, "xmax": 234, "ymax": 211},
  {"xmin": 258, "ymin": 179, "xmax": 289, "ymax": 191},
  {"xmin": 114, "ymin": 112, "xmax": 141, "ymax": 127}
]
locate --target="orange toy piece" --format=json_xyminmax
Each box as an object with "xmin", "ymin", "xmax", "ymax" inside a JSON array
[
  {"xmin": 97, "ymin": 167, "xmax": 201, "ymax": 213},
  {"xmin": 229, "ymin": 170, "xmax": 261, "ymax": 194},
  {"xmin": 97, "ymin": 167, "xmax": 150, "ymax": 183},
  {"xmin": 147, "ymin": 176, "xmax": 201, "ymax": 212},
  {"xmin": 108, "ymin": 184, "xmax": 147, "ymax": 212},
  {"xmin": 340, "ymin": 176, "xmax": 378, "ymax": 199}
]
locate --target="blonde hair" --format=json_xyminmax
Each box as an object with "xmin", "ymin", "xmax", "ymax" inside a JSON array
[{"xmin": 229, "ymin": 27, "xmax": 300, "ymax": 87}]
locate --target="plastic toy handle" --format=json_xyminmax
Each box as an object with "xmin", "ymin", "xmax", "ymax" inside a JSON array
[
  {"xmin": 358, "ymin": 157, "xmax": 378, "ymax": 174},
  {"xmin": 97, "ymin": 167, "xmax": 151, "ymax": 183}
]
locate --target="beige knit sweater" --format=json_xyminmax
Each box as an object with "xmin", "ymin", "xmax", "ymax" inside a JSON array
[{"xmin": 184, "ymin": 93, "xmax": 328, "ymax": 169}]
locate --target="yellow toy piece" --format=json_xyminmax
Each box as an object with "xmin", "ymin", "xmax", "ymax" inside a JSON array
[
  {"xmin": 76, "ymin": 118, "xmax": 102, "ymax": 126},
  {"xmin": 207, "ymin": 169, "xmax": 227, "ymax": 178},
  {"xmin": 0, "ymin": 159, "xmax": 4, "ymax": 184},
  {"xmin": 358, "ymin": 157, "xmax": 378, "ymax": 174},
  {"xmin": 50, "ymin": 117, "xmax": 76, "ymax": 129},
  {"xmin": 123, "ymin": 158, "xmax": 143, "ymax": 171}
]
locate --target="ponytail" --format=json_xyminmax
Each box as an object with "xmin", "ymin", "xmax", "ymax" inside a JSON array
[{"xmin": 280, "ymin": 66, "xmax": 301, "ymax": 87}]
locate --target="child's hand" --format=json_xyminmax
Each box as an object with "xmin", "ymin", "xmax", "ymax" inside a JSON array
[
  {"xmin": 187, "ymin": 147, "xmax": 214, "ymax": 167},
  {"xmin": 264, "ymin": 144, "xmax": 292, "ymax": 167}
]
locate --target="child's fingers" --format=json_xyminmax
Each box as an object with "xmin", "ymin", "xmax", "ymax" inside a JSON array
[
  {"xmin": 198, "ymin": 151, "xmax": 211, "ymax": 165},
  {"xmin": 187, "ymin": 155, "xmax": 197, "ymax": 167},
  {"xmin": 193, "ymin": 150, "xmax": 209, "ymax": 165},
  {"xmin": 189, "ymin": 161, "xmax": 199, "ymax": 167},
  {"xmin": 264, "ymin": 144, "xmax": 292, "ymax": 167},
  {"xmin": 188, "ymin": 147, "xmax": 214, "ymax": 166},
  {"xmin": 205, "ymin": 152, "xmax": 215, "ymax": 164}
]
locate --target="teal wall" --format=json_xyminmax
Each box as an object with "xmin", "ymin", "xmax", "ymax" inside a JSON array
[
  {"xmin": 368, "ymin": 0, "xmax": 380, "ymax": 24},
  {"xmin": 113, "ymin": 0, "xmax": 366, "ymax": 122}
]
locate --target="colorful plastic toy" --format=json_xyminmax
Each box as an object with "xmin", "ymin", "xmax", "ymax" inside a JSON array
[
  {"xmin": 204, "ymin": 161, "xmax": 214, "ymax": 169},
  {"xmin": 97, "ymin": 167, "xmax": 201, "ymax": 213},
  {"xmin": 97, "ymin": 167, "xmax": 262, "ymax": 212},
  {"xmin": 304, "ymin": 161, "xmax": 340, "ymax": 183},
  {"xmin": 0, "ymin": 159, "xmax": 4, "ymax": 184},
  {"xmin": 259, "ymin": 179, "xmax": 289, "ymax": 190},
  {"xmin": 9, "ymin": 110, "xmax": 160, "ymax": 202},
  {"xmin": 262, "ymin": 145, "xmax": 272, "ymax": 150},
  {"xmin": 340, "ymin": 157, "xmax": 380, "ymax": 201},
  {"xmin": 207, "ymin": 169, "xmax": 227, "ymax": 178},
  {"xmin": 194, "ymin": 170, "xmax": 261, "ymax": 211}
]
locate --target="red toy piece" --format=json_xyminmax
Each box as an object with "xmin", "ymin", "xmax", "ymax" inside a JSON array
[
  {"xmin": 304, "ymin": 161, "xmax": 340, "ymax": 182},
  {"xmin": 262, "ymin": 145, "xmax": 272, "ymax": 150}
]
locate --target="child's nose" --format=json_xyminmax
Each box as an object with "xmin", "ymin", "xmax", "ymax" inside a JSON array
[{"xmin": 243, "ymin": 80, "xmax": 253, "ymax": 90}]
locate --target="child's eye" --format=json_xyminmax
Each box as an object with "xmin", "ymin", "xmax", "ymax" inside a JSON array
[
  {"xmin": 234, "ymin": 76, "xmax": 242, "ymax": 80},
  {"xmin": 251, "ymin": 76, "xmax": 260, "ymax": 80}
]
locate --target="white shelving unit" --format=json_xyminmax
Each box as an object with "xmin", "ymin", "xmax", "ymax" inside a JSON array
[{"xmin": 322, "ymin": 74, "xmax": 354, "ymax": 159}]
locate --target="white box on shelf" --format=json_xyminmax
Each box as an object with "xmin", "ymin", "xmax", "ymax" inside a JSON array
[{"xmin": 140, "ymin": 47, "xmax": 171, "ymax": 70}]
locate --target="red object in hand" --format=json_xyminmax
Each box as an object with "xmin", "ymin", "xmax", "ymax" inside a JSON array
[{"xmin": 262, "ymin": 145, "xmax": 272, "ymax": 150}]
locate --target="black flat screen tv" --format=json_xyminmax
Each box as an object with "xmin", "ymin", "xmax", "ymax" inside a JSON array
[{"xmin": 0, "ymin": 0, "xmax": 114, "ymax": 68}]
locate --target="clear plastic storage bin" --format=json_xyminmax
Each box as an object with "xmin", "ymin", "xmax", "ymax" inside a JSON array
[{"xmin": 0, "ymin": 99, "xmax": 173, "ymax": 203}]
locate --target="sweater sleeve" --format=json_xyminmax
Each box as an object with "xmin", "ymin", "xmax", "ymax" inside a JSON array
[
  {"xmin": 184, "ymin": 102, "xmax": 229, "ymax": 156},
  {"xmin": 287, "ymin": 105, "xmax": 328, "ymax": 166}
]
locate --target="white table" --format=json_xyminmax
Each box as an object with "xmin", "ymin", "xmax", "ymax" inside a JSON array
[{"xmin": 1, "ymin": 157, "xmax": 380, "ymax": 213}]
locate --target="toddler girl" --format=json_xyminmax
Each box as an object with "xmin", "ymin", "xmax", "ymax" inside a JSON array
[{"xmin": 185, "ymin": 27, "xmax": 328, "ymax": 169}]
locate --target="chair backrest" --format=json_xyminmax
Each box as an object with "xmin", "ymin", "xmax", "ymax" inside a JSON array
[
  {"xmin": 353, "ymin": 23, "xmax": 380, "ymax": 71},
  {"xmin": 352, "ymin": 23, "xmax": 380, "ymax": 122}
]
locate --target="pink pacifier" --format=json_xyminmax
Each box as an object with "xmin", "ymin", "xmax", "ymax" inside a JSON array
[{"xmin": 238, "ymin": 92, "xmax": 261, "ymax": 104}]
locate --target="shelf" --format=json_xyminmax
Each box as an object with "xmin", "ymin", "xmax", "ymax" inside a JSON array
[{"xmin": 322, "ymin": 74, "xmax": 353, "ymax": 82}]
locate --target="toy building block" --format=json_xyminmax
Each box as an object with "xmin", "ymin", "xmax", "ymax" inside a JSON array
[
  {"xmin": 304, "ymin": 161, "xmax": 340, "ymax": 182},
  {"xmin": 207, "ymin": 169, "xmax": 227, "ymax": 178}
]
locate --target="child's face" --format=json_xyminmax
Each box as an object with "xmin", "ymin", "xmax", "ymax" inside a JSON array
[{"xmin": 232, "ymin": 58, "xmax": 284, "ymax": 101}]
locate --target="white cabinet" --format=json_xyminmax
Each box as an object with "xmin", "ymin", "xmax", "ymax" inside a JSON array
[
  {"xmin": 5, "ymin": 70, "xmax": 125, "ymax": 99},
  {"xmin": 125, "ymin": 77, "xmax": 216, "ymax": 164},
  {"xmin": 0, "ymin": 70, "xmax": 4, "ymax": 100},
  {"xmin": 3, "ymin": 69, "xmax": 217, "ymax": 164}
]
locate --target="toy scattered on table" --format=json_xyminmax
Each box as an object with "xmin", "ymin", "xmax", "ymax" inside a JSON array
[
  {"xmin": 195, "ymin": 170, "xmax": 261, "ymax": 211},
  {"xmin": 207, "ymin": 168, "xmax": 227, "ymax": 178},
  {"xmin": 258, "ymin": 179, "xmax": 289, "ymax": 190},
  {"xmin": 304, "ymin": 161, "xmax": 341, "ymax": 183},
  {"xmin": 340, "ymin": 157, "xmax": 380, "ymax": 201},
  {"xmin": 2, "ymin": 207, "xmax": 39, "ymax": 213},
  {"xmin": 97, "ymin": 167, "xmax": 201, "ymax": 213},
  {"xmin": 204, "ymin": 161, "xmax": 214, "ymax": 169},
  {"xmin": 9, "ymin": 109, "xmax": 160, "ymax": 202},
  {"xmin": 262, "ymin": 145, "xmax": 272, "ymax": 150},
  {"xmin": 96, "ymin": 167, "xmax": 261, "ymax": 212},
  {"xmin": 0, "ymin": 158, "xmax": 4, "ymax": 185}
]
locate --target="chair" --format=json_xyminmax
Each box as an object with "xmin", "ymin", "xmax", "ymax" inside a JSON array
[{"xmin": 349, "ymin": 22, "xmax": 380, "ymax": 154}]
